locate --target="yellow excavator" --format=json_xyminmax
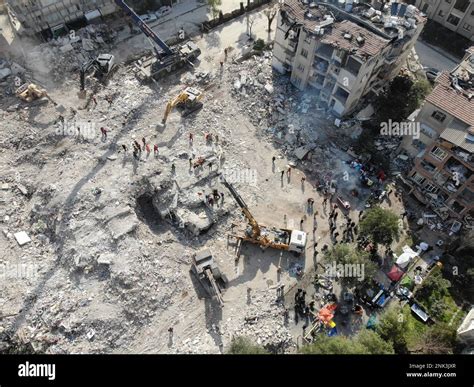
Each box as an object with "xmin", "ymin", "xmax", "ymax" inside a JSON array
[
  {"xmin": 161, "ymin": 87, "xmax": 203, "ymax": 124},
  {"xmin": 221, "ymin": 177, "xmax": 307, "ymax": 255},
  {"xmin": 15, "ymin": 83, "xmax": 56, "ymax": 105}
]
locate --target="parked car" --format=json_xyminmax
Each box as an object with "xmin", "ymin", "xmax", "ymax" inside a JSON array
[
  {"xmin": 139, "ymin": 13, "xmax": 157, "ymax": 23},
  {"xmin": 155, "ymin": 6, "xmax": 171, "ymax": 18},
  {"xmin": 425, "ymin": 67, "xmax": 439, "ymax": 83}
]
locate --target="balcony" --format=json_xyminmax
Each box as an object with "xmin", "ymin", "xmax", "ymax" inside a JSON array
[
  {"xmin": 333, "ymin": 86, "xmax": 349, "ymax": 105},
  {"xmin": 420, "ymin": 160, "xmax": 437, "ymax": 174},
  {"xmin": 315, "ymin": 44, "xmax": 334, "ymax": 61},
  {"xmin": 313, "ymin": 60, "xmax": 329, "ymax": 74}
]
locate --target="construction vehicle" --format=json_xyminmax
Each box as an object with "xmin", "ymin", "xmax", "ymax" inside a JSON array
[
  {"xmin": 191, "ymin": 249, "xmax": 228, "ymax": 307},
  {"xmin": 15, "ymin": 83, "xmax": 56, "ymax": 104},
  {"xmin": 114, "ymin": 0, "xmax": 200, "ymax": 80},
  {"xmin": 79, "ymin": 54, "xmax": 116, "ymax": 92},
  {"xmin": 221, "ymin": 177, "xmax": 307, "ymax": 255},
  {"xmin": 162, "ymin": 87, "xmax": 203, "ymax": 124}
]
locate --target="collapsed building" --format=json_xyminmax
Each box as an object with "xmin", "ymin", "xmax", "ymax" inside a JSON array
[
  {"xmin": 401, "ymin": 47, "xmax": 474, "ymax": 223},
  {"xmin": 272, "ymin": 0, "xmax": 426, "ymax": 117}
]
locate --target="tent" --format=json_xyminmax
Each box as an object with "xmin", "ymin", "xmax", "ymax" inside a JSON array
[
  {"xmin": 387, "ymin": 265, "xmax": 404, "ymax": 282},
  {"xmin": 395, "ymin": 246, "xmax": 418, "ymax": 268},
  {"xmin": 400, "ymin": 275, "xmax": 414, "ymax": 289}
]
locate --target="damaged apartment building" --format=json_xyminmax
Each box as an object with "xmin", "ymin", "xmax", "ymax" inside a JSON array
[
  {"xmin": 400, "ymin": 47, "xmax": 474, "ymax": 224},
  {"xmin": 6, "ymin": 0, "xmax": 117, "ymax": 37},
  {"xmin": 272, "ymin": 0, "xmax": 426, "ymax": 117}
]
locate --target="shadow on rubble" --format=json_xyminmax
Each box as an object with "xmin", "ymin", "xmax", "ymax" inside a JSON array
[
  {"xmin": 188, "ymin": 270, "xmax": 224, "ymax": 352},
  {"xmin": 203, "ymin": 30, "xmax": 221, "ymax": 49},
  {"xmin": 227, "ymin": 242, "xmax": 306, "ymax": 287},
  {"xmin": 5, "ymin": 89, "xmax": 167, "ymax": 338}
]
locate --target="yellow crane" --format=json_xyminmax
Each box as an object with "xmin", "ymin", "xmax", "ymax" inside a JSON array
[
  {"xmin": 162, "ymin": 87, "xmax": 203, "ymax": 124},
  {"xmin": 221, "ymin": 177, "xmax": 307, "ymax": 255}
]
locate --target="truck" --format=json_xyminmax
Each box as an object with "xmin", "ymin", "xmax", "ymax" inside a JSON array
[
  {"xmin": 191, "ymin": 249, "xmax": 228, "ymax": 307},
  {"xmin": 221, "ymin": 177, "xmax": 307, "ymax": 255},
  {"xmin": 114, "ymin": 0, "xmax": 200, "ymax": 80}
]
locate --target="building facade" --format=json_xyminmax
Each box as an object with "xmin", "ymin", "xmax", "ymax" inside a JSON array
[
  {"xmin": 272, "ymin": 0, "xmax": 426, "ymax": 117},
  {"xmin": 6, "ymin": 0, "xmax": 117, "ymax": 37},
  {"xmin": 413, "ymin": 0, "xmax": 474, "ymax": 40},
  {"xmin": 402, "ymin": 47, "xmax": 474, "ymax": 221}
]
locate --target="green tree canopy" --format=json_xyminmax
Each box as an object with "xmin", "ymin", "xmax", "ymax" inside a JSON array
[
  {"xmin": 376, "ymin": 306, "xmax": 409, "ymax": 354},
  {"xmin": 359, "ymin": 206, "xmax": 400, "ymax": 246},
  {"xmin": 408, "ymin": 323, "xmax": 457, "ymax": 354},
  {"xmin": 208, "ymin": 0, "xmax": 222, "ymax": 18},
  {"xmin": 300, "ymin": 330, "xmax": 394, "ymax": 354},
  {"xmin": 226, "ymin": 336, "xmax": 268, "ymax": 354},
  {"xmin": 323, "ymin": 244, "xmax": 377, "ymax": 288}
]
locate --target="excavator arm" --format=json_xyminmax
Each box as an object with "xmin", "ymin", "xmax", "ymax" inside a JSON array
[
  {"xmin": 162, "ymin": 93, "xmax": 184, "ymax": 124},
  {"xmin": 221, "ymin": 177, "xmax": 261, "ymax": 238}
]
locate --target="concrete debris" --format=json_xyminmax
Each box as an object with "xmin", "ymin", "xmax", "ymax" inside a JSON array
[{"xmin": 14, "ymin": 231, "xmax": 31, "ymax": 246}]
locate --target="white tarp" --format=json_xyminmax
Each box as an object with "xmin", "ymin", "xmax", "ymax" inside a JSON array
[{"xmin": 395, "ymin": 245, "xmax": 418, "ymax": 268}]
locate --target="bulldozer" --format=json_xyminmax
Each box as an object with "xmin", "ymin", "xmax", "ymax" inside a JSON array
[
  {"xmin": 190, "ymin": 249, "xmax": 228, "ymax": 308},
  {"xmin": 161, "ymin": 87, "xmax": 203, "ymax": 125},
  {"xmin": 15, "ymin": 83, "xmax": 56, "ymax": 104},
  {"xmin": 221, "ymin": 177, "xmax": 307, "ymax": 256}
]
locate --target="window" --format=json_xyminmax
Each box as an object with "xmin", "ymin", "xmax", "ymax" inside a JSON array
[
  {"xmin": 430, "ymin": 146, "xmax": 448, "ymax": 161},
  {"xmin": 463, "ymin": 23, "xmax": 472, "ymax": 31},
  {"xmin": 454, "ymin": 0, "xmax": 469, "ymax": 12},
  {"xmin": 447, "ymin": 14, "xmax": 460, "ymax": 26},
  {"xmin": 422, "ymin": 4, "xmax": 429, "ymax": 12},
  {"xmin": 424, "ymin": 183, "xmax": 440, "ymax": 193},
  {"xmin": 445, "ymin": 0, "xmax": 452, "ymax": 3},
  {"xmin": 300, "ymin": 48, "xmax": 308, "ymax": 58},
  {"xmin": 411, "ymin": 172, "xmax": 426, "ymax": 185},
  {"xmin": 438, "ymin": 10, "xmax": 445, "ymax": 17},
  {"xmin": 431, "ymin": 110, "xmax": 446, "ymax": 122},
  {"xmin": 297, "ymin": 63, "xmax": 305, "ymax": 72}
]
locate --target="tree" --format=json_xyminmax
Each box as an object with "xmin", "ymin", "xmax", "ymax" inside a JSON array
[
  {"xmin": 300, "ymin": 335, "xmax": 368, "ymax": 354},
  {"xmin": 300, "ymin": 330, "xmax": 394, "ymax": 354},
  {"xmin": 376, "ymin": 306, "xmax": 409, "ymax": 354},
  {"xmin": 356, "ymin": 329, "xmax": 395, "ymax": 354},
  {"xmin": 409, "ymin": 323, "xmax": 457, "ymax": 354},
  {"xmin": 247, "ymin": 14, "xmax": 257, "ymax": 40},
  {"xmin": 207, "ymin": 0, "xmax": 222, "ymax": 19},
  {"xmin": 323, "ymin": 244, "xmax": 377, "ymax": 288},
  {"xmin": 226, "ymin": 336, "xmax": 268, "ymax": 354},
  {"xmin": 443, "ymin": 230, "xmax": 474, "ymax": 303},
  {"xmin": 264, "ymin": 6, "xmax": 278, "ymax": 32},
  {"xmin": 359, "ymin": 206, "xmax": 400, "ymax": 247}
]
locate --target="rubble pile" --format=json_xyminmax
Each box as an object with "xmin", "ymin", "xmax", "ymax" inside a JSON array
[{"xmin": 226, "ymin": 289, "xmax": 295, "ymax": 352}]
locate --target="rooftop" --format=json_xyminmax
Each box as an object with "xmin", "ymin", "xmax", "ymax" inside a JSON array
[
  {"xmin": 426, "ymin": 71, "xmax": 474, "ymax": 127},
  {"xmin": 281, "ymin": 0, "xmax": 425, "ymax": 58},
  {"xmin": 320, "ymin": 19, "xmax": 390, "ymax": 58}
]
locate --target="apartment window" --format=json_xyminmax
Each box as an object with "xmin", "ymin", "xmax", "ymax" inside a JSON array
[
  {"xmin": 297, "ymin": 63, "xmax": 305, "ymax": 72},
  {"xmin": 292, "ymin": 76, "xmax": 302, "ymax": 86},
  {"xmin": 411, "ymin": 172, "xmax": 426, "ymax": 185},
  {"xmin": 422, "ymin": 4, "xmax": 429, "ymax": 12},
  {"xmin": 438, "ymin": 10, "xmax": 446, "ymax": 17},
  {"xmin": 447, "ymin": 14, "xmax": 461, "ymax": 26},
  {"xmin": 424, "ymin": 183, "xmax": 440, "ymax": 193},
  {"xmin": 430, "ymin": 146, "xmax": 448, "ymax": 161},
  {"xmin": 300, "ymin": 48, "xmax": 308, "ymax": 58},
  {"xmin": 453, "ymin": 0, "xmax": 469, "ymax": 12},
  {"xmin": 431, "ymin": 110, "xmax": 446, "ymax": 122},
  {"xmin": 463, "ymin": 23, "xmax": 472, "ymax": 31}
]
